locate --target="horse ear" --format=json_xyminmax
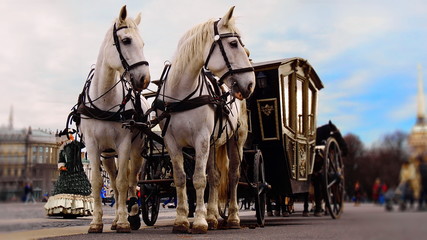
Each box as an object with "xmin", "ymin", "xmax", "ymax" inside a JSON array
[
  {"xmin": 134, "ymin": 12, "xmax": 141, "ymax": 26},
  {"xmin": 119, "ymin": 5, "xmax": 127, "ymax": 23},
  {"xmin": 218, "ymin": 6, "xmax": 235, "ymax": 28},
  {"xmin": 244, "ymin": 47, "xmax": 250, "ymax": 57}
]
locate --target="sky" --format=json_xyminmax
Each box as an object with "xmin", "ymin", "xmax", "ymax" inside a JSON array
[{"xmin": 0, "ymin": 0, "xmax": 426, "ymax": 147}]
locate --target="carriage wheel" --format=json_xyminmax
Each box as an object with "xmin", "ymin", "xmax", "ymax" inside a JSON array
[
  {"xmin": 141, "ymin": 162, "xmax": 161, "ymax": 226},
  {"xmin": 253, "ymin": 150, "xmax": 266, "ymax": 227},
  {"xmin": 323, "ymin": 137, "xmax": 344, "ymax": 219}
]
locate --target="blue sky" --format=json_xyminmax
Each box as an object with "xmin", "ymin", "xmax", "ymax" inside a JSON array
[{"xmin": 0, "ymin": 0, "xmax": 426, "ymax": 147}]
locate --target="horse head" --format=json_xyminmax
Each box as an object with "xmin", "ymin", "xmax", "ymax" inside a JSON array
[
  {"xmin": 105, "ymin": 5, "xmax": 150, "ymax": 92},
  {"xmin": 203, "ymin": 6, "xmax": 255, "ymax": 100}
]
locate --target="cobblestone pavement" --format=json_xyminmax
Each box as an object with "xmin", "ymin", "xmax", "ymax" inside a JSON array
[
  {"xmin": 0, "ymin": 202, "xmax": 113, "ymax": 232},
  {"xmin": 0, "ymin": 201, "xmax": 177, "ymax": 234},
  {"xmin": 1, "ymin": 202, "xmax": 427, "ymax": 240}
]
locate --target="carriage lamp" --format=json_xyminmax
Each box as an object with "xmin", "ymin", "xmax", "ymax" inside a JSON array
[{"xmin": 256, "ymin": 72, "xmax": 268, "ymax": 89}]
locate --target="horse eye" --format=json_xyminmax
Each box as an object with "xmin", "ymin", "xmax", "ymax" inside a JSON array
[
  {"xmin": 230, "ymin": 40, "xmax": 238, "ymax": 48},
  {"xmin": 122, "ymin": 37, "xmax": 132, "ymax": 45}
]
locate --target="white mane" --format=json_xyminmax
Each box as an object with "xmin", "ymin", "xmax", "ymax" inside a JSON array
[{"xmin": 168, "ymin": 18, "xmax": 239, "ymax": 85}]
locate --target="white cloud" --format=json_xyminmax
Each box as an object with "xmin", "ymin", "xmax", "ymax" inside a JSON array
[
  {"xmin": 0, "ymin": 0, "xmax": 426, "ymax": 146},
  {"xmin": 389, "ymin": 95, "xmax": 418, "ymax": 122}
]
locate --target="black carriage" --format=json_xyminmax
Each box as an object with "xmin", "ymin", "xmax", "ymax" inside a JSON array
[
  {"xmin": 244, "ymin": 58, "xmax": 347, "ymax": 225},
  {"xmin": 136, "ymin": 57, "xmax": 346, "ymax": 227}
]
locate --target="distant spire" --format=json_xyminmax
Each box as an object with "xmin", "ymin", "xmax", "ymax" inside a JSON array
[
  {"xmin": 417, "ymin": 64, "xmax": 426, "ymax": 125},
  {"xmin": 8, "ymin": 105, "xmax": 13, "ymax": 130}
]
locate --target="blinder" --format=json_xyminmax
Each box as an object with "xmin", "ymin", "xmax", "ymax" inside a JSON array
[{"xmin": 204, "ymin": 20, "xmax": 254, "ymax": 85}]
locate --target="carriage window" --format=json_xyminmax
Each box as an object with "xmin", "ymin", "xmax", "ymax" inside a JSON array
[
  {"xmin": 296, "ymin": 79, "xmax": 303, "ymax": 134},
  {"xmin": 281, "ymin": 75, "xmax": 290, "ymax": 127},
  {"xmin": 308, "ymin": 86, "xmax": 315, "ymax": 135}
]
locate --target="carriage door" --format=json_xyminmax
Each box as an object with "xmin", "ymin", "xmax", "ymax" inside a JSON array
[
  {"xmin": 294, "ymin": 71, "xmax": 316, "ymax": 180},
  {"xmin": 297, "ymin": 71, "xmax": 317, "ymax": 179},
  {"xmin": 296, "ymin": 74, "xmax": 308, "ymax": 180}
]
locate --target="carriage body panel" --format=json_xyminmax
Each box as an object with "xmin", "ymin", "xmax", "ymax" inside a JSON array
[{"xmin": 246, "ymin": 58, "xmax": 324, "ymax": 194}]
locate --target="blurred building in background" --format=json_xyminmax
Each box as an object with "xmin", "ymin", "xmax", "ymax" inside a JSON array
[
  {"xmin": 408, "ymin": 65, "xmax": 427, "ymax": 158},
  {"xmin": 0, "ymin": 107, "xmax": 109, "ymax": 202},
  {"xmin": 0, "ymin": 126, "xmax": 59, "ymax": 201}
]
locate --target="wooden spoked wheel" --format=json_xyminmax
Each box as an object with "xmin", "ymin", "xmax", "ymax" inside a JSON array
[
  {"xmin": 141, "ymin": 162, "xmax": 161, "ymax": 226},
  {"xmin": 323, "ymin": 137, "xmax": 344, "ymax": 219}
]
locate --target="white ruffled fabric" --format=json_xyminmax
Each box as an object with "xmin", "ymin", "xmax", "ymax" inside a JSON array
[{"xmin": 44, "ymin": 194, "xmax": 94, "ymax": 216}]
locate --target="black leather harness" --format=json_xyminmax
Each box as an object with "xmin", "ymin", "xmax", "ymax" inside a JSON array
[
  {"xmin": 146, "ymin": 19, "xmax": 253, "ymax": 138},
  {"xmin": 63, "ymin": 23, "xmax": 149, "ymax": 138}
]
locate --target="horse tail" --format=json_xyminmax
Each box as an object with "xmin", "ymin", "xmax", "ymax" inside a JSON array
[{"xmin": 217, "ymin": 144, "xmax": 229, "ymax": 206}]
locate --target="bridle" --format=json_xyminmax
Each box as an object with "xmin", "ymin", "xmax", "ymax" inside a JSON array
[
  {"xmin": 113, "ymin": 23, "xmax": 149, "ymax": 73},
  {"xmin": 62, "ymin": 22, "xmax": 151, "ymax": 140},
  {"xmin": 203, "ymin": 19, "xmax": 254, "ymax": 85},
  {"xmin": 74, "ymin": 23, "xmax": 150, "ymax": 123},
  {"xmin": 112, "ymin": 23, "xmax": 149, "ymax": 122}
]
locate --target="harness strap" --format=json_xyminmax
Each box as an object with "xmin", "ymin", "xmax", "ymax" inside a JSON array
[
  {"xmin": 133, "ymin": 93, "xmax": 144, "ymax": 122},
  {"xmin": 164, "ymin": 95, "xmax": 214, "ymax": 112},
  {"xmin": 77, "ymin": 104, "xmax": 136, "ymax": 122}
]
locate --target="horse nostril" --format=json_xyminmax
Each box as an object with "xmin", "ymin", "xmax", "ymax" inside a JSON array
[
  {"xmin": 140, "ymin": 75, "xmax": 146, "ymax": 84},
  {"xmin": 247, "ymin": 82, "xmax": 253, "ymax": 92}
]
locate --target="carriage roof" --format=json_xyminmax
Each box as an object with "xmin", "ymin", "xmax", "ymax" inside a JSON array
[{"xmin": 252, "ymin": 57, "xmax": 324, "ymax": 91}]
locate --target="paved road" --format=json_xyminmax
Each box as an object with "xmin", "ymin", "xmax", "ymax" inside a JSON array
[{"xmin": 0, "ymin": 202, "xmax": 426, "ymax": 240}]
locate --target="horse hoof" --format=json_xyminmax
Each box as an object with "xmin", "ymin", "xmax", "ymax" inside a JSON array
[
  {"xmin": 207, "ymin": 219, "xmax": 218, "ymax": 230},
  {"xmin": 116, "ymin": 223, "xmax": 131, "ymax": 233},
  {"xmin": 192, "ymin": 224, "xmax": 208, "ymax": 234},
  {"xmin": 128, "ymin": 215, "xmax": 141, "ymax": 230},
  {"xmin": 111, "ymin": 223, "xmax": 117, "ymax": 230},
  {"xmin": 227, "ymin": 220, "xmax": 240, "ymax": 229},
  {"xmin": 88, "ymin": 224, "xmax": 103, "ymax": 233},
  {"xmin": 172, "ymin": 224, "xmax": 190, "ymax": 234}
]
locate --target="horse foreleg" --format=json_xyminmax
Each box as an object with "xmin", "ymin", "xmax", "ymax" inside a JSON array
[
  {"xmin": 303, "ymin": 192, "xmax": 309, "ymax": 216},
  {"xmin": 227, "ymin": 137, "xmax": 243, "ymax": 229},
  {"xmin": 115, "ymin": 147, "xmax": 131, "ymax": 233},
  {"xmin": 191, "ymin": 141, "xmax": 209, "ymax": 234},
  {"xmin": 207, "ymin": 147, "xmax": 220, "ymax": 230},
  {"xmin": 102, "ymin": 156, "xmax": 118, "ymax": 230},
  {"xmin": 170, "ymin": 149, "xmax": 190, "ymax": 233},
  {"xmin": 227, "ymin": 158, "xmax": 241, "ymax": 228},
  {"xmin": 127, "ymin": 147, "xmax": 144, "ymax": 230},
  {"xmin": 87, "ymin": 148, "xmax": 104, "ymax": 233}
]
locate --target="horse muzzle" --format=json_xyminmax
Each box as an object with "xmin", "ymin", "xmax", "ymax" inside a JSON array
[
  {"xmin": 130, "ymin": 73, "xmax": 151, "ymax": 92},
  {"xmin": 232, "ymin": 80, "xmax": 254, "ymax": 100}
]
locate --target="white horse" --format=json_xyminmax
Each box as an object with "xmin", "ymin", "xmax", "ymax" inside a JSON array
[
  {"xmin": 157, "ymin": 6, "xmax": 255, "ymax": 233},
  {"xmin": 78, "ymin": 6, "xmax": 150, "ymax": 233}
]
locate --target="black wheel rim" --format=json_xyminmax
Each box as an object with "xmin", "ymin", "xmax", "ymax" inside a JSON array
[
  {"xmin": 141, "ymin": 161, "xmax": 161, "ymax": 226},
  {"xmin": 323, "ymin": 138, "xmax": 344, "ymax": 219},
  {"xmin": 254, "ymin": 150, "xmax": 266, "ymax": 227},
  {"xmin": 141, "ymin": 190, "xmax": 160, "ymax": 226}
]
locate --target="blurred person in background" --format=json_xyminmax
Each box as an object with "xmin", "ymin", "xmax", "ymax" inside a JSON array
[
  {"xmin": 372, "ymin": 178, "xmax": 381, "ymax": 204},
  {"xmin": 24, "ymin": 182, "xmax": 36, "ymax": 204},
  {"xmin": 397, "ymin": 160, "xmax": 418, "ymax": 211},
  {"xmin": 354, "ymin": 180, "xmax": 362, "ymax": 206}
]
